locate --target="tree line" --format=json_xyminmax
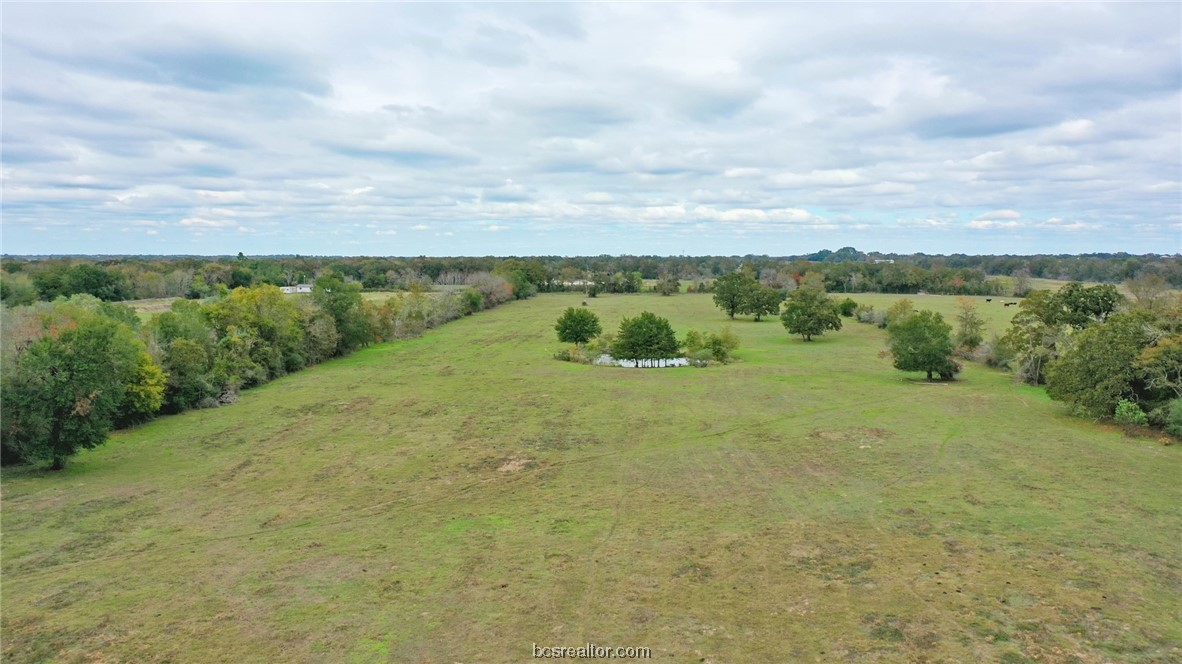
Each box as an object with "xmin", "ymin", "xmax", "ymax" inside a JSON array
[
  {"xmin": 3, "ymin": 250, "xmax": 1178, "ymax": 307},
  {"xmin": 0, "ymin": 272, "xmax": 525, "ymax": 469}
]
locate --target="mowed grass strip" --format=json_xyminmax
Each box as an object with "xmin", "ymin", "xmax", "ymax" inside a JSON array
[{"xmin": 2, "ymin": 292, "xmax": 1178, "ymax": 663}]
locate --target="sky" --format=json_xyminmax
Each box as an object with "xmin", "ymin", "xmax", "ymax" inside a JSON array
[{"xmin": 2, "ymin": 2, "xmax": 1180, "ymax": 257}]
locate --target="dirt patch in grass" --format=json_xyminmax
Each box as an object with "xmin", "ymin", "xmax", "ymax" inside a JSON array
[
  {"xmin": 811, "ymin": 427, "xmax": 895, "ymax": 445},
  {"xmin": 521, "ymin": 430, "xmax": 603, "ymax": 451},
  {"xmin": 497, "ymin": 457, "xmax": 533, "ymax": 473}
]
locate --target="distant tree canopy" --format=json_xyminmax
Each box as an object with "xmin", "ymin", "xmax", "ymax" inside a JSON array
[
  {"xmin": 3, "ymin": 252, "xmax": 1178, "ymax": 308},
  {"xmin": 887, "ymin": 310, "xmax": 958, "ymax": 381},
  {"xmin": 613, "ymin": 311, "xmax": 680, "ymax": 367},
  {"xmin": 555, "ymin": 307, "xmax": 602, "ymax": 345},
  {"xmin": 780, "ymin": 286, "xmax": 842, "ymax": 341}
]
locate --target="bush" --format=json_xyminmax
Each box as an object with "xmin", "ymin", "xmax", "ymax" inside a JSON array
[
  {"xmin": 553, "ymin": 348, "xmax": 574, "ymax": 362},
  {"xmin": 854, "ymin": 304, "xmax": 887, "ymax": 328},
  {"xmin": 687, "ymin": 349, "xmax": 714, "ymax": 367},
  {"xmin": 1164, "ymin": 399, "xmax": 1182, "ymax": 438},
  {"xmin": 1114, "ymin": 399, "xmax": 1149, "ymax": 429},
  {"xmin": 459, "ymin": 288, "xmax": 483, "ymax": 315},
  {"xmin": 983, "ymin": 333, "xmax": 1014, "ymax": 369},
  {"xmin": 683, "ymin": 326, "xmax": 740, "ymax": 363},
  {"xmin": 716, "ymin": 326, "xmax": 740, "ymax": 352},
  {"xmin": 837, "ymin": 298, "xmax": 858, "ymax": 317}
]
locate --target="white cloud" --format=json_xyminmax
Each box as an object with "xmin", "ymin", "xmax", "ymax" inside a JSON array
[
  {"xmin": 967, "ymin": 219, "xmax": 1022, "ymax": 230},
  {"xmin": 975, "ymin": 210, "xmax": 1022, "ymax": 221},
  {"xmin": 771, "ymin": 169, "xmax": 864, "ymax": 188},
  {"xmin": 178, "ymin": 217, "xmax": 236, "ymax": 228},
  {"xmin": 1, "ymin": 3, "xmax": 1177, "ymax": 254}
]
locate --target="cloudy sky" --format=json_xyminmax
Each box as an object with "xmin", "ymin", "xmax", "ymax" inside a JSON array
[{"xmin": 2, "ymin": 2, "xmax": 1179, "ymax": 256}]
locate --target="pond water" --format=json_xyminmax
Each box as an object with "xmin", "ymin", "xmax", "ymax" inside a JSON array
[{"xmin": 594, "ymin": 354, "xmax": 689, "ymax": 368}]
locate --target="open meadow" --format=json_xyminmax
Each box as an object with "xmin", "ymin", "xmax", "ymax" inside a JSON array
[{"xmin": 2, "ymin": 292, "xmax": 1178, "ymax": 663}]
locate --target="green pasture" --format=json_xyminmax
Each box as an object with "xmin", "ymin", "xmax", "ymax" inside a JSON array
[
  {"xmin": 2, "ymin": 292, "xmax": 1177, "ymax": 663},
  {"xmin": 845, "ymin": 293, "xmax": 1020, "ymax": 336}
]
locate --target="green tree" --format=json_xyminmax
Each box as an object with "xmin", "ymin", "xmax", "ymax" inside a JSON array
[
  {"xmin": 208, "ymin": 285, "xmax": 306, "ymax": 377},
  {"xmin": 1136, "ymin": 334, "xmax": 1182, "ymax": 400},
  {"xmin": 740, "ymin": 286, "xmax": 784, "ymax": 322},
  {"xmin": 613, "ymin": 311, "xmax": 680, "ymax": 367},
  {"xmin": 712, "ymin": 272, "xmax": 757, "ymax": 319},
  {"xmin": 63, "ymin": 264, "xmax": 135, "ymax": 301},
  {"xmin": 884, "ymin": 298, "xmax": 915, "ymax": 327},
  {"xmin": 656, "ymin": 273, "xmax": 681, "ymax": 296},
  {"xmin": 954, "ymin": 297, "xmax": 986, "ymax": 351},
  {"xmin": 780, "ymin": 286, "xmax": 842, "ymax": 341},
  {"xmin": 1, "ymin": 316, "xmax": 144, "ymax": 469},
  {"xmin": 162, "ymin": 338, "xmax": 215, "ymax": 411},
  {"xmin": 313, "ymin": 275, "xmax": 371, "ymax": 354},
  {"xmin": 0, "ymin": 272, "xmax": 37, "ymax": 306},
  {"xmin": 555, "ymin": 307, "xmax": 602, "ymax": 346},
  {"xmin": 1050, "ymin": 283, "xmax": 1123, "ymax": 329},
  {"xmin": 119, "ymin": 351, "xmax": 167, "ymax": 424},
  {"xmin": 886, "ymin": 310, "xmax": 958, "ymax": 381},
  {"xmin": 1046, "ymin": 312, "xmax": 1155, "ymax": 418}
]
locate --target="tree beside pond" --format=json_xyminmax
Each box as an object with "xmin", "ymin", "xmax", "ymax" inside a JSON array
[
  {"xmin": 613, "ymin": 311, "xmax": 679, "ymax": 367},
  {"xmin": 555, "ymin": 307, "xmax": 602, "ymax": 346}
]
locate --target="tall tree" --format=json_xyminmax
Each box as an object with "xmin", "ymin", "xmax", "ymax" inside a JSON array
[
  {"xmin": 780, "ymin": 286, "xmax": 842, "ymax": 341},
  {"xmin": 1, "ymin": 316, "xmax": 145, "ymax": 469},
  {"xmin": 313, "ymin": 275, "xmax": 371, "ymax": 354},
  {"xmin": 1046, "ymin": 312, "xmax": 1156, "ymax": 418},
  {"xmin": 613, "ymin": 311, "xmax": 680, "ymax": 367},
  {"xmin": 555, "ymin": 307, "xmax": 602, "ymax": 346},
  {"xmin": 712, "ymin": 272, "xmax": 758, "ymax": 319},
  {"xmin": 954, "ymin": 297, "xmax": 986, "ymax": 350},
  {"xmin": 740, "ymin": 285, "xmax": 784, "ymax": 322},
  {"xmin": 886, "ymin": 310, "xmax": 958, "ymax": 381}
]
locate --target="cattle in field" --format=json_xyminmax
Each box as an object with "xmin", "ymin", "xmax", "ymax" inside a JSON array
[{"xmin": 985, "ymin": 298, "xmax": 992, "ymax": 302}]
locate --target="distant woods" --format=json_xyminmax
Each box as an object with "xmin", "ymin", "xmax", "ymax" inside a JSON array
[{"xmin": 2, "ymin": 249, "xmax": 1180, "ymax": 307}]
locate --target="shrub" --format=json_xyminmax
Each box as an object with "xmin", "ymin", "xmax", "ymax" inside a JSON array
[
  {"xmin": 837, "ymin": 298, "xmax": 858, "ymax": 317},
  {"xmin": 983, "ymin": 333, "xmax": 1014, "ymax": 369},
  {"xmin": 1114, "ymin": 399, "xmax": 1149, "ymax": 430},
  {"xmin": 1165, "ymin": 399, "xmax": 1182, "ymax": 438},
  {"xmin": 854, "ymin": 304, "xmax": 888, "ymax": 328},
  {"xmin": 553, "ymin": 348, "xmax": 574, "ymax": 362},
  {"xmin": 716, "ymin": 326, "xmax": 740, "ymax": 352},
  {"xmin": 687, "ymin": 349, "xmax": 714, "ymax": 367},
  {"xmin": 459, "ymin": 288, "xmax": 484, "ymax": 315}
]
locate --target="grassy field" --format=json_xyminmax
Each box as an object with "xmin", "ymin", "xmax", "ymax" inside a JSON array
[{"xmin": 3, "ymin": 293, "xmax": 1178, "ymax": 663}]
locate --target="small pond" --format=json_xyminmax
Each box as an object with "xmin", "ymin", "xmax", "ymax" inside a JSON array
[{"xmin": 594, "ymin": 354, "xmax": 689, "ymax": 368}]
